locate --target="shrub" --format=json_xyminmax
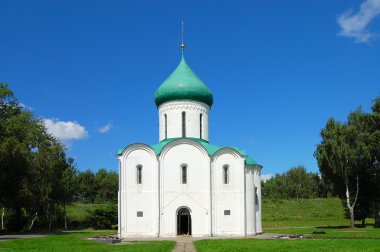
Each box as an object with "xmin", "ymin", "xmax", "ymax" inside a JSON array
[{"xmin": 87, "ymin": 204, "xmax": 117, "ymax": 230}]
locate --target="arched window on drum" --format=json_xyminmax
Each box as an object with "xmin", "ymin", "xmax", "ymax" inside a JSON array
[{"xmin": 223, "ymin": 164, "xmax": 229, "ymax": 184}]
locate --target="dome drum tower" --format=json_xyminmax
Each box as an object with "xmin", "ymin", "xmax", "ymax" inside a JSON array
[
  {"xmin": 158, "ymin": 100, "xmax": 210, "ymax": 141},
  {"xmin": 155, "ymin": 54, "xmax": 213, "ymax": 142}
]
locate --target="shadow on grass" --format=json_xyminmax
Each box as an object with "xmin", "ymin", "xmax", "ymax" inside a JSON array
[
  {"xmin": 316, "ymin": 225, "xmax": 350, "ymax": 229},
  {"xmin": 0, "ymin": 230, "xmax": 115, "ymax": 238},
  {"xmin": 316, "ymin": 224, "xmax": 376, "ymax": 229}
]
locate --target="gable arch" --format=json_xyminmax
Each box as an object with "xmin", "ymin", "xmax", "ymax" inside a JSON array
[
  {"xmin": 159, "ymin": 138, "xmax": 209, "ymax": 162},
  {"xmin": 213, "ymin": 147, "xmax": 243, "ymax": 161},
  {"xmin": 212, "ymin": 148, "xmax": 244, "ymax": 170},
  {"xmin": 118, "ymin": 143, "xmax": 158, "ymax": 191},
  {"xmin": 211, "ymin": 148, "xmax": 245, "ymax": 186},
  {"xmin": 118, "ymin": 143, "xmax": 157, "ymax": 161}
]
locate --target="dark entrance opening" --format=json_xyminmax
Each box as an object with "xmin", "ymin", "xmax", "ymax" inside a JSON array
[{"xmin": 177, "ymin": 208, "xmax": 192, "ymax": 235}]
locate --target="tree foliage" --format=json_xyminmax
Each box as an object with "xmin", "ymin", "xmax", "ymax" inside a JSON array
[
  {"xmin": 315, "ymin": 97, "xmax": 380, "ymax": 227},
  {"xmin": 75, "ymin": 169, "xmax": 118, "ymax": 204},
  {"xmin": 0, "ymin": 84, "xmax": 119, "ymax": 230},
  {"xmin": 262, "ymin": 166, "xmax": 330, "ymax": 199},
  {"xmin": 94, "ymin": 169, "xmax": 118, "ymax": 204},
  {"xmin": 0, "ymin": 83, "xmax": 79, "ymax": 230}
]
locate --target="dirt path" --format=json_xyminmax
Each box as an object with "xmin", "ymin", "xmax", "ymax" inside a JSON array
[
  {"xmin": 172, "ymin": 236, "xmax": 195, "ymax": 252},
  {"xmin": 0, "ymin": 233, "xmax": 47, "ymax": 242}
]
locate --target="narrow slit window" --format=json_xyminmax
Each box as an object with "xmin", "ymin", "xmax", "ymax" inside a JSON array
[
  {"xmin": 164, "ymin": 114, "xmax": 168, "ymax": 139},
  {"xmin": 181, "ymin": 165, "xmax": 187, "ymax": 184},
  {"xmin": 255, "ymin": 187, "xmax": 259, "ymax": 205},
  {"xmin": 137, "ymin": 165, "xmax": 142, "ymax": 184},
  {"xmin": 223, "ymin": 165, "xmax": 229, "ymax": 184},
  {"xmin": 182, "ymin": 111, "xmax": 186, "ymax": 137},
  {"xmin": 200, "ymin": 114, "xmax": 203, "ymax": 139}
]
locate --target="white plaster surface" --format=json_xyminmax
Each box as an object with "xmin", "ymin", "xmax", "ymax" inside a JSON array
[
  {"xmin": 118, "ymin": 98, "xmax": 262, "ymax": 238},
  {"xmin": 158, "ymin": 101, "xmax": 210, "ymax": 141}
]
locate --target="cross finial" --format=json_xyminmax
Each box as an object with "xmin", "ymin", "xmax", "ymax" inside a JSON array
[{"xmin": 181, "ymin": 21, "xmax": 185, "ymax": 50}]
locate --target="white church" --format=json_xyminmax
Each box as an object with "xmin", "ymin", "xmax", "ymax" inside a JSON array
[{"xmin": 117, "ymin": 45, "xmax": 263, "ymax": 238}]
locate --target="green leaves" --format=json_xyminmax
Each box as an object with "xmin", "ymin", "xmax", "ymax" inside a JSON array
[
  {"xmin": 262, "ymin": 166, "xmax": 327, "ymax": 199},
  {"xmin": 315, "ymin": 96, "xmax": 380, "ymax": 225},
  {"xmin": 75, "ymin": 169, "xmax": 118, "ymax": 204},
  {"xmin": 0, "ymin": 83, "xmax": 77, "ymax": 231}
]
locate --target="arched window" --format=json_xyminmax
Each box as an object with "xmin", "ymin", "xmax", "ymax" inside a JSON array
[
  {"xmin": 255, "ymin": 187, "xmax": 259, "ymax": 205},
  {"xmin": 200, "ymin": 113, "xmax": 203, "ymax": 139},
  {"xmin": 164, "ymin": 114, "xmax": 168, "ymax": 139},
  {"xmin": 223, "ymin": 165, "xmax": 229, "ymax": 184},
  {"xmin": 182, "ymin": 111, "xmax": 186, "ymax": 137},
  {"xmin": 181, "ymin": 164, "xmax": 187, "ymax": 184},
  {"xmin": 136, "ymin": 165, "xmax": 142, "ymax": 184}
]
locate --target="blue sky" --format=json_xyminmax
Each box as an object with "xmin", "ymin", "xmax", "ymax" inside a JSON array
[{"xmin": 1, "ymin": 0, "xmax": 379, "ymax": 178}]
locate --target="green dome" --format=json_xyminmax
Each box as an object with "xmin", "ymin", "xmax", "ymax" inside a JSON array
[{"xmin": 154, "ymin": 55, "xmax": 213, "ymax": 107}]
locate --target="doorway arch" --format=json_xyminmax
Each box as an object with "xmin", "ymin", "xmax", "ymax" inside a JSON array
[{"xmin": 177, "ymin": 207, "xmax": 192, "ymax": 235}]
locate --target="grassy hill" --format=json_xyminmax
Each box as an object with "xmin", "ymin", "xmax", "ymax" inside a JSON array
[{"xmin": 262, "ymin": 197, "xmax": 369, "ymax": 228}]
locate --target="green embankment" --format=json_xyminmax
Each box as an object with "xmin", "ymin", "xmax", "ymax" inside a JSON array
[{"xmin": 263, "ymin": 197, "xmax": 349, "ymax": 228}]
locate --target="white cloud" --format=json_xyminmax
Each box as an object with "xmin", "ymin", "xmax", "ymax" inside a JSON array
[
  {"xmin": 98, "ymin": 123, "xmax": 113, "ymax": 133},
  {"xmin": 19, "ymin": 103, "xmax": 34, "ymax": 111},
  {"xmin": 337, "ymin": 0, "xmax": 380, "ymax": 43},
  {"xmin": 261, "ymin": 174, "xmax": 273, "ymax": 182},
  {"xmin": 43, "ymin": 118, "xmax": 88, "ymax": 144}
]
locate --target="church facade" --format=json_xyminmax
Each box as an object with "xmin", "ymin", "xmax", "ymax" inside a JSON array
[{"xmin": 117, "ymin": 50, "xmax": 263, "ymax": 238}]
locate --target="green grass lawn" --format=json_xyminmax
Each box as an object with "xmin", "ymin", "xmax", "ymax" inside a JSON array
[
  {"xmin": 195, "ymin": 198, "xmax": 380, "ymax": 252},
  {"xmin": 266, "ymin": 225, "xmax": 380, "ymax": 239},
  {"xmin": 194, "ymin": 239, "xmax": 380, "ymax": 252},
  {"xmin": 0, "ymin": 232, "xmax": 176, "ymax": 252},
  {"xmin": 3, "ymin": 198, "xmax": 379, "ymax": 251}
]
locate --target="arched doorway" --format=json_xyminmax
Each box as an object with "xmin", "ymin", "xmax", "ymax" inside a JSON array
[{"xmin": 177, "ymin": 207, "xmax": 192, "ymax": 235}]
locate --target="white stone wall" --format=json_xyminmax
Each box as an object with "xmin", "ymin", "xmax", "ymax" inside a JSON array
[
  {"xmin": 254, "ymin": 168, "xmax": 263, "ymax": 234},
  {"xmin": 158, "ymin": 101, "xmax": 210, "ymax": 141},
  {"xmin": 159, "ymin": 139, "xmax": 211, "ymax": 237},
  {"xmin": 211, "ymin": 149, "xmax": 246, "ymax": 236},
  {"xmin": 118, "ymin": 140, "xmax": 263, "ymax": 238},
  {"xmin": 245, "ymin": 164, "xmax": 256, "ymax": 235},
  {"xmin": 118, "ymin": 144, "xmax": 158, "ymax": 237}
]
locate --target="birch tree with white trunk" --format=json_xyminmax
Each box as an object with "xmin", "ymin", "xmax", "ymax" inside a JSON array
[{"xmin": 315, "ymin": 117, "xmax": 362, "ymax": 227}]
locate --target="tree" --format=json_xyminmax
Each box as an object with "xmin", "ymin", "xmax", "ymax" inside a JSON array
[
  {"xmin": 262, "ymin": 166, "xmax": 328, "ymax": 199},
  {"xmin": 62, "ymin": 157, "xmax": 78, "ymax": 230},
  {"xmin": 76, "ymin": 170, "xmax": 98, "ymax": 203},
  {"xmin": 315, "ymin": 117, "xmax": 361, "ymax": 227},
  {"xmin": 357, "ymin": 98, "xmax": 380, "ymax": 225},
  {"xmin": 0, "ymin": 83, "xmax": 41, "ymax": 230},
  {"xmin": 32, "ymin": 141, "xmax": 74, "ymax": 230},
  {"xmin": 0, "ymin": 83, "xmax": 79, "ymax": 231},
  {"xmin": 95, "ymin": 169, "xmax": 118, "ymax": 203},
  {"xmin": 315, "ymin": 98, "xmax": 380, "ymax": 227}
]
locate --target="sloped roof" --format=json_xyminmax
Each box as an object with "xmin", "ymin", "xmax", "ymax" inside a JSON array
[{"xmin": 118, "ymin": 137, "xmax": 259, "ymax": 165}]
